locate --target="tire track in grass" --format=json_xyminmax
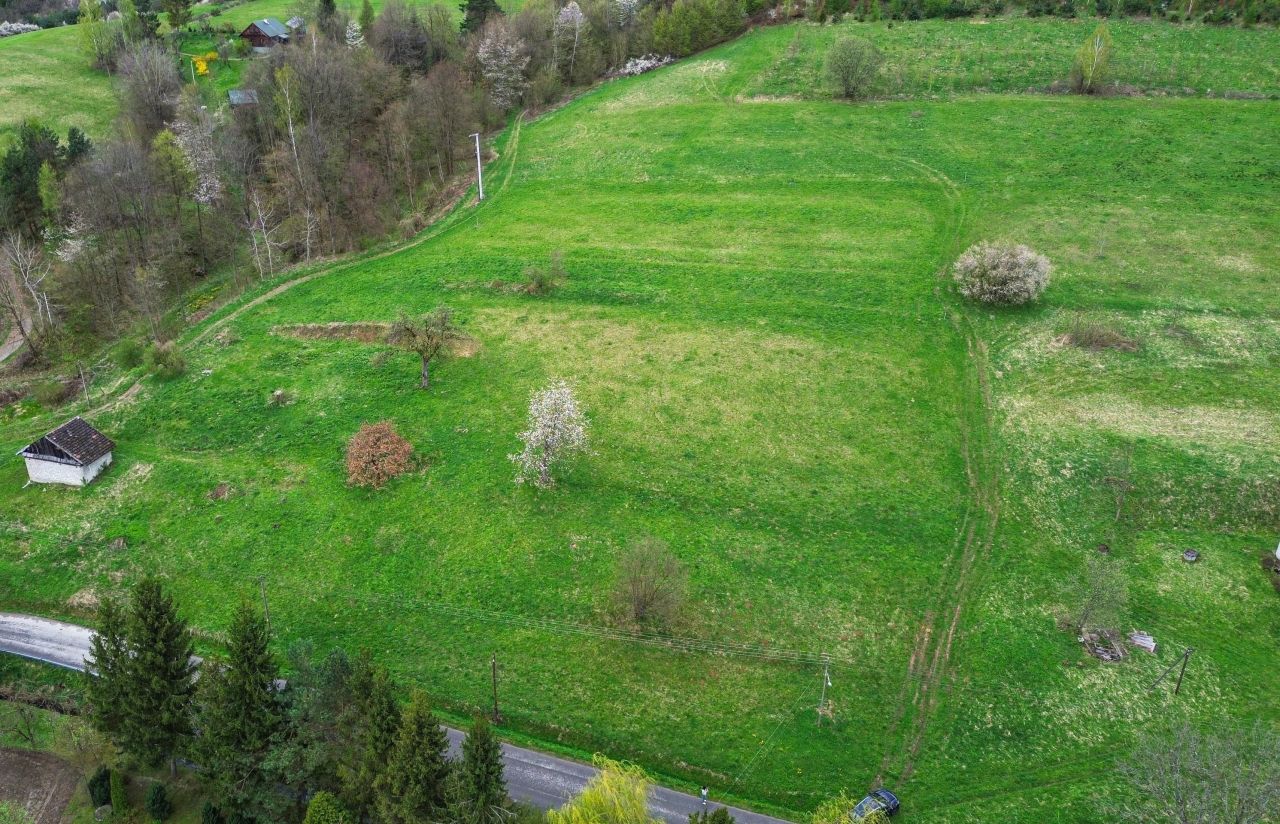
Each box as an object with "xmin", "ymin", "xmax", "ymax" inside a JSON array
[{"xmin": 866, "ymin": 154, "xmax": 1004, "ymax": 788}]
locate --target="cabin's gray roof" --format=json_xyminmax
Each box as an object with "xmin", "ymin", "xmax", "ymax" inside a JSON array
[
  {"xmin": 19, "ymin": 417, "xmax": 114, "ymax": 466},
  {"xmin": 228, "ymin": 88, "xmax": 260, "ymax": 105},
  {"xmin": 248, "ymin": 17, "xmax": 289, "ymax": 38}
]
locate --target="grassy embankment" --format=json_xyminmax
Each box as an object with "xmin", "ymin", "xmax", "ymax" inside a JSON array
[{"xmin": 1, "ymin": 18, "xmax": 1278, "ymax": 822}]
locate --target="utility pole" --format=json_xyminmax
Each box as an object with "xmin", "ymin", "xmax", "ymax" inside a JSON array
[
  {"xmin": 490, "ymin": 652, "xmax": 502, "ymax": 724},
  {"xmin": 1150, "ymin": 647, "xmax": 1194, "ymax": 695},
  {"xmin": 258, "ymin": 576, "xmax": 272, "ymax": 637},
  {"xmin": 1174, "ymin": 647, "xmax": 1193, "ymax": 695},
  {"xmin": 470, "ymin": 133, "xmax": 485, "ymax": 203},
  {"xmin": 817, "ymin": 653, "xmax": 831, "ymax": 726}
]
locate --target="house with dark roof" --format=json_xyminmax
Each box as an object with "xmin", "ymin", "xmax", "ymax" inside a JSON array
[
  {"xmin": 228, "ymin": 88, "xmax": 260, "ymax": 107},
  {"xmin": 18, "ymin": 417, "xmax": 114, "ymax": 487},
  {"xmin": 239, "ymin": 17, "xmax": 291, "ymax": 48}
]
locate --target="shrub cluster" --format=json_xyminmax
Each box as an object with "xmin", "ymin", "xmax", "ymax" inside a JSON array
[
  {"xmin": 953, "ymin": 241, "xmax": 1051, "ymax": 306},
  {"xmin": 145, "ymin": 783, "xmax": 173, "ymax": 821},
  {"xmin": 825, "ymin": 36, "xmax": 883, "ymax": 99},
  {"xmin": 87, "ymin": 766, "xmax": 112, "ymax": 807},
  {"xmin": 652, "ymin": 0, "xmax": 749, "ymax": 58},
  {"xmin": 345, "ymin": 421, "xmax": 414, "ymax": 489},
  {"xmin": 144, "ymin": 341, "xmax": 186, "ymax": 380}
]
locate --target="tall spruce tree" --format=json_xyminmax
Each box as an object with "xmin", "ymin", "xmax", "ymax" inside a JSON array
[
  {"xmin": 462, "ymin": 716, "xmax": 507, "ymax": 823},
  {"xmin": 459, "ymin": 0, "xmax": 500, "ymax": 32},
  {"xmin": 120, "ymin": 576, "xmax": 196, "ymax": 770},
  {"xmin": 358, "ymin": 0, "xmax": 374, "ymax": 36},
  {"xmin": 84, "ymin": 597, "xmax": 129, "ymax": 743},
  {"xmin": 339, "ymin": 661, "xmax": 401, "ymax": 818},
  {"xmin": 160, "ymin": 0, "xmax": 192, "ymax": 30},
  {"xmin": 192, "ymin": 601, "xmax": 285, "ymax": 821},
  {"xmin": 374, "ymin": 690, "xmax": 451, "ymax": 824}
]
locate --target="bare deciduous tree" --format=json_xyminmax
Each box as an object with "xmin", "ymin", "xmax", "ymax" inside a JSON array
[
  {"xmin": 509, "ymin": 379, "xmax": 589, "ymax": 488},
  {"xmin": 1074, "ymin": 553, "xmax": 1127, "ymax": 635},
  {"xmin": 385, "ymin": 306, "xmax": 468, "ymax": 389},
  {"xmin": 245, "ymin": 190, "xmax": 282, "ymax": 278},
  {"xmin": 2, "ymin": 232, "xmax": 53, "ymax": 332},
  {"xmin": 1120, "ymin": 722, "xmax": 1280, "ymax": 824},
  {"xmin": 612, "ymin": 537, "xmax": 686, "ymax": 629},
  {"xmin": 118, "ymin": 42, "xmax": 181, "ymax": 140}
]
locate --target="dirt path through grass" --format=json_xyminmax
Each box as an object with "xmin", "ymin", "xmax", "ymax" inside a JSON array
[
  {"xmin": 868, "ymin": 156, "xmax": 1004, "ymax": 787},
  {"xmin": 0, "ymin": 747, "xmax": 78, "ymax": 824}
]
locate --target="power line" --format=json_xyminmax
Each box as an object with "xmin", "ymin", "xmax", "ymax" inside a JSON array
[{"xmin": 292, "ymin": 585, "xmax": 841, "ymax": 668}]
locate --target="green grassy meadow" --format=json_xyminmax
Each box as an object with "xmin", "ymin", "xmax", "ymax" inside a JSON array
[
  {"xmin": 0, "ymin": 25, "xmax": 117, "ymax": 149},
  {"xmin": 3, "ymin": 18, "xmax": 1279, "ymax": 823}
]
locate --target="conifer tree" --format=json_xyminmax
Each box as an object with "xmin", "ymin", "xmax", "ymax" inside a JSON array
[
  {"xmin": 84, "ymin": 597, "xmax": 129, "ymax": 742},
  {"xmin": 160, "ymin": 0, "xmax": 192, "ymax": 28},
  {"xmin": 338, "ymin": 661, "xmax": 401, "ymax": 817},
  {"xmin": 120, "ymin": 576, "xmax": 196, "ymax": 771},
  {"xmin": 462, "ymin": 716, "xmax": 507, "ymax": 823},
  {"xmin": 192, "ymin": 601, "xmax": 284, "ymax": 821},
  {"xmin": 359, "ymin": 0, "xmax": 375, "ymax": 36},
  {"xmin": 375, "ymin": 690, "xmax": 451, "ymax": 824},
  {"xmin": 459, "ymin": 0, "xmax": 501, "ymax": 33}
]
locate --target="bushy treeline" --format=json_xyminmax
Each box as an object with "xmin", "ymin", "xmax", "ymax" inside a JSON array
[
  {"xmin": 85, "ymin": 577, "xmax": 521, "ymax": 824},
  {"xmin": 0, "ymin": 0, "xmax": 764, "ymax": 367},
  {"xmin": 811, "ymin": 0, "xmax": 1277, "ymax": 24}
]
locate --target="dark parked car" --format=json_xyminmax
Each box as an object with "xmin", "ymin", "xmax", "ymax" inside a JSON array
[{"xmin": 852, "ymin": 789, "xmax": 900, "ymax": 820}]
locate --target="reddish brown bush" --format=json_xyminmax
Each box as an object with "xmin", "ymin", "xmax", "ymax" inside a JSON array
[{"xmin": 345, "ymin": 421, "xmax": 414, "ymax": 489}]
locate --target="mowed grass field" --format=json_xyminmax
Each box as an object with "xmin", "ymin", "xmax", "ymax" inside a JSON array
[
  {"xmin": 0, "ymin": 26, "xmax": 116, "ymax": 149},
  {"xmin": 3, "ymin": 20, "xmax": 1280, "ymax": 822}
]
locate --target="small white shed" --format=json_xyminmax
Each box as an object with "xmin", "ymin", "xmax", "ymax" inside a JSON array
[{"xmin": 18, "ymin": 417, "xmax": 114, "ymax": 487}]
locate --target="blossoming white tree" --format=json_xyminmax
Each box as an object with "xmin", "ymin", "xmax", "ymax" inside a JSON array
[
  {"xmin": 345, "ymin": 19, "xmax": 364, "ymax": 49},
  {"xmin": 477, "ymin": 24, "xmax": 529, "ymax": 111},
  {"xmin": 510, "ymin": 380, "xmax": 590, "ymax": 489}
]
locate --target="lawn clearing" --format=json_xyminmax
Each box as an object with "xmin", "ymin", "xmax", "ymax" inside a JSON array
[
  {"xmin": 0, "ymin": 26, "xmax": 116, "ymax": 150},
  {"xmin": 2, "ymin": 18, "xmax": 1279, "ymax": 823}
]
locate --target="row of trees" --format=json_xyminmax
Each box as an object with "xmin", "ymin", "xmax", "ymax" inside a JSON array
[{"xmin": 84, "ymin": 578, "xmax": 511, "ymax": 823}]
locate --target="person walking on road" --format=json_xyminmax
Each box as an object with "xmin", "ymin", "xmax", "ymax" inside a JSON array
[{"xmin": 701, "ymin": 786, "xmax": 709, "ymax": 810}]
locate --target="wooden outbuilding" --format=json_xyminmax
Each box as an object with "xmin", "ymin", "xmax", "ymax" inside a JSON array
[
  {"xmin": 18, "ymin": 416, "xmax": 114, "ymax": 487},
  {"xmin": 238, "ymin": 17, "xmax": 291, "ymax": 48}
]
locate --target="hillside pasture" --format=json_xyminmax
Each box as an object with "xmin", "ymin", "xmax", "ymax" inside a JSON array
[
  {"xmin": 0, "ymin": 26, "xmax": 116, "ymax": 150},
  {"xmin": 1, "ymin": 20, "xmax": 1278, "ymax": 823},
  {"xmin": 746, "ymin": 18, "xmax": 1280, "ymax": 99}
]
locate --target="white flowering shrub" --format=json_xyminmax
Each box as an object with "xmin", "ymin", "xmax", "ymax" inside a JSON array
[
  {"xmin": 619, "ymin": 54, "xmax": 673, "ymax": 76},
  {"xmin": 510, "ymin": 380, "xmax": 590, "ymax": 489},
  {"xmin": 0, "ymin": 21, "xmax": 40, "ymax": 36},
  {"xmin": 952, "ymin": 241, "xmax": 1052, "ymax": 306}
]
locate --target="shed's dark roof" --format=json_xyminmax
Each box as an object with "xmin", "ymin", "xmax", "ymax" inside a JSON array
[
  {"xmin": 228, "ymin": 89, "xmax": 260, "ymax": 105},
  {"xmin": 20, "ymin": 417, "xmax": 114, "ymax": 466},
  {"xmin": 245, "ymin": 17, "xmax": 289, "ymax": 38}
]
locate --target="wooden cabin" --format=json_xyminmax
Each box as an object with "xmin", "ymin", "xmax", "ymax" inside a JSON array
[{"xmin": 239, "ymin": 17, "xmax": 291, "ymax": 48}]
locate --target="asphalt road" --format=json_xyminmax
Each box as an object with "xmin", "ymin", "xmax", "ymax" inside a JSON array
[{"xmin": 0, "ymin": 612, "xmax": 789, "ymax": 824}]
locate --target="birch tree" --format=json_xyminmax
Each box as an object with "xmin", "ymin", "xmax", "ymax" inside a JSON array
[
  {"xmin": 1071, "ymin": 22, "xmax": 1112, "ymax": 94},
  {"xmin": 553, "ymin": 1, "xmax": 587, "ymax": 79},
  {"xmin": 510, "ymin": 379, "xmax": 589, "ymax": 488}
]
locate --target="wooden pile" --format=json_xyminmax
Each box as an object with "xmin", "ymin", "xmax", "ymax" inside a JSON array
[
  {"xmin": 1082, "ymin": 630, "xmax": 1127, "ymax": 662},
  {"xmin": 1128, "ymin": 631, "xmax": 1158, "ymax": 654}
]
